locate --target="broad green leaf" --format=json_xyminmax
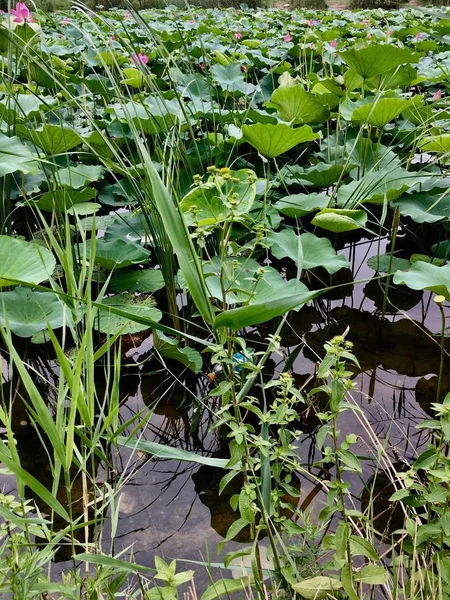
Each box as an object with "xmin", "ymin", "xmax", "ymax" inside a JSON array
[
  {"xmin": 392, "ymin": 191, "xmax": 450, "ymax": 224},
  {"xmin": 393, "ymin": 261, "xmax": 450, "ymax": 300},
  {"xmin": 274, "ymin": 192, "xmax": 329, "ymax": 217},
  {"xmin": 15, "ymin": 124, "xmax": 82, "ymax": 154},
  {"xmin": 211, "ymin": 63, "xmax": 248, "ymax": 94},
  {"xmin": 213, "ymin": 289, "xmax": 320, "ymax": 330},
  {"xmin": 27, "ymin": 188, "xmax": 97, "ymax": 213},
  {"xmin": 0, "ymin": 288, "xmax": 71, "ymax": 337},
  {"xmin": 180, "ymin": 169, "xmax": 256, "ymax": 226},
  {"xmin": 201, "ymin": 257, "xmax": 309, "ymax": 305},
  {"xmin": 269, "ymin": 85, "xmax": 329, "ymax": 124},
  {"xmin": 337, "ymin": 168, "xmax": 428, "ymax": 207},
  {"xmin": 354, "ymin": 565, "xmax": 388, "ymax": 585},
  {"xmin": 201, "ymin": 578, "xmax": 253, "ymax": 600},
  {"xmin": 56, "ymin": 164, "xmax": 105, "ymax": 189},
  {"xmin": 311, "ymin": 208, "xmax": 367, "ymax": 232},
  {"xmin": 120, "ymin": 67, "xmax": 146, "ymax": 89},
  {"xmin": 419, "ymin": 134, "xmax": 450, "ymax": 154},
  {"xmin": 349, "ymin": 97, "xmax": 411, "ymax": 128},
  {"xmin": 340, "ymin": 45, "xmax": 419, "ymax": 79},
  {"xmin": 267, "ymin": 230, "xmax": 349, "ymax": 273},
  {"xmin": 341, "ymin": 564, "xmax": 359, "ymax": 600},
  {"xmin": 349, "ymin": 536, "xmax": 379, "ymax": 560},
  {"xmin": 94, "ymin": 294, "xmax": 161, "ymax": 335},
  {"xmin": 0, "ymin": 236, "xmax": 55, "ymax": 287},
  {"xmin": 154, "ymin": 331, "xmax": 202, "ymax": 373},
  {"xmin": 115, "ymin": 435, "xmax": 230, "ymax": 468},
  {"xmin": 84, "ymin": 238, "xmax": 150, "ymax": 270},
  {"xmin": 292, "ymin": 576, "xmax": 343, "ymax": 599},
  {"xmin": 111, "ymin": 270, "xmax": 165, "ymax": 293},
  {"xmin": 242, "ymin": 123, "xmax": 320, "ymax": 158},
  {"xmin": 0, "ymin": 133, "xmax": 39, "ymax": 176},
  {"xmin": 367, "ymin": 254, "xmax": 411, "ymax": 272}
]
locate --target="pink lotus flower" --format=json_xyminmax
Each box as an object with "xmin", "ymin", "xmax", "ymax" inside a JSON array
[
  {"xmin": 283, "ymin": 32, "xmax": 293, "ymax": 42},
  {"xmin": 241, "ymin": 65, "xmax": 247, "ymax": 72},
  {"xmin": 432, "ymin": 89, "xmax": 443, "ymax": 101},
  {"xmin": 416, "ymin": 32, "xmax": 421, "ymax": 40},
  {"xmin": 125, "ymin": 10, "xmax": 131, "ymax": 19},
  {"xmin": 111, "ymin": 35, "xmax": 116, "ymax": 41},
  {"xmin": 310, "ymin": 42, "xmax": 315, "ymax": 49},
  {"xmin": 10, "ymin": 3, "xmax": 35, "ymax": 25},
  {"xmin": 330, "ymin": 39, "xmax": 337, "ymax": 48},
  {"xmin": 387, "ymin": 29, "xmax": 392, "ymax": 36},
  {"xmin": 130, "ymin": 52, "xmax": 149, "ymax": 66},
  {"xmin": 234, "ymin": 32, "xmax": 242, "ymax": 39},
  {"xmin": 361, "ymin": 18, "xmax": 369, "ymax": 26},
  {"xmin": 189, "ymin": 19, "xmax": 195, "ymax": 23},
  {"xmin": 367, "ymin": 31, "xmax": 372, "ymax": 39},
  {"xmin": 61, "ymin": 17, "xmax": 70, "ymax": 25}
]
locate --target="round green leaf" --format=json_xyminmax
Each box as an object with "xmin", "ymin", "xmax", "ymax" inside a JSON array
[
  {"xmin": 0, "ymin": 288, "xmax": 68, "ymax": 337},
  {"xmin": 94, "ymin": 294, "xmax": 162, "ymax": 335},
  {"xmin": 0, "ymin": 236, "xmax": 55, "ymax": 287},
  {"xmin": 242, "ymin": 123, "xmax": 320, "ymax": 158}
]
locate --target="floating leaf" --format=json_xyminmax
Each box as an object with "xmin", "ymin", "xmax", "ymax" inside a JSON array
[
  {"xmin": 0, "ymin": 236, "xmax": 55, "ymax": 287},
  {"xmin": 269, "ymin": 85, "xmax": 329, "ymax": 124},
  {"xmin": 27, "ymin": 188, "xmax": 97, "ymax": 213},
  {"xmin": 15, "ymin": 124, "xmax": 82, "ymax": 154},
  {"xmin": 349, "ymin": 97, "xmax": 411, "ymax": 128},
  {"xmin": 111, "ymin": 270, "xmax": 165, "ymax": 293},
  {"xmin": 292, "ymin": 576, "xmax": 343, "ymax": 600},
  {"xmin": 311, "ymin": 208, "xmax": 367, "ymax": 232},
  {"xmin": 84, "ymin": 238, "xmax": 150, "ymax": 270},
  {"xmin": 94, "ymin": 294, "xmax": 161, "ymax": 335},
  {"xmin": 337, "ymin": 168, "xmax": 428, "ymax": 207},
  {"xmin": 0, "ymin": 133, "xmax": 39, "ymax": 176},
  {"xmin": 267, "ymin": 230, "xmax": 349, "ymax": 273},
  {"xmin": 392, "ymin": 191, "xmax": 450, "ymax": 224},
  {"xmin": 419, "ymin": 134, "xmax": 450, "ymax": 154},
  {"xmin": 56, "ymin": 164, "xmax": 105, "ymax": 189},
  {"xmin": 367, "ymin": 254, "xmax": 411, "ymax": 272},
  {"xmin": 393, "ymin": 261, "xmax": 450, "ymax": 300},
  {"xmin": 242, "ymin": 123, "xmax": 320, "ymax": 158},
  {"xmin": 274, "ymin": 193, "xmax": 329, "ymax": 218},
  {"xmin": 0, "ymin": 288, "xmax": 71, "ymax": 337},
  {"xmin": 340, "ymin": 45, "xmax": 419, "ymax": 79}
]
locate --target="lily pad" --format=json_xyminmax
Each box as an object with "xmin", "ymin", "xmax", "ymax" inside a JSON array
[
  {"xmin": 110, "ymin": 270, "xmax": 165, "ymax": 293},
  {"xmin": 154, "ymin": 331, "xmax": 202, "ymax": 373},
  {"xmin": 0, "ymin": 288, "xmax": 69, "ymax": 337},
  {"xmin": 0, "ymin": 134, "xmax": 39, "ymax": 177},
  {"xmin": 340, "ymin": 45, "xmax": 419, "ymax": 79},
  {"xmin": 94, "ymin": 294, "xmax": 162, "ymax": 335},
  {"xmin": 367, "ymin": 254, "xmax": 412, "ymax": 273},
  {"xmin": 0, "ymin": 236, "xmax": 55, "ymax": 287},
  {"xmin": 311, "ymin": 208, "xmax": 367, "ymax": 232},
  {"xmin": 242, "ymin": 123, "xmax": 320, "ymax": 158},
  {"xmin": 269, "ymin": 85, "xmax": 329, "ymax": 124},
  {"xmin": 84, "ymin": 238, "xmax": 150, "ymax": 270},
  {"xmin": 267, "ymin": 230, "xmax": 349, "ymax": 274},
  {"xmin": 393, "ymin": 261, "xmax": 450, "ymax": 300},
  {"xmin": 274, "ymin": 193, "xmax": 329, "ymax": 218}
]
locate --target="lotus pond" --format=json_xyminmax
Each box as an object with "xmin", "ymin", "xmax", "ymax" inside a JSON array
[{"xmin": 2, "ymin": 3, "xmax": 450, "ymax": 599}]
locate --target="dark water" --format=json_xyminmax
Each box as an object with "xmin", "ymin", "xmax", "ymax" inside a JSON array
[{"xmin": 0, "ymin": 233, "xmax": 447, "ymax": 588}]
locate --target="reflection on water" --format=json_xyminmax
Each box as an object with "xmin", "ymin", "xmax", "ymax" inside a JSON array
[{"xmin": 0, "ymin": 235, "xmax": 448, "ymax": 583}]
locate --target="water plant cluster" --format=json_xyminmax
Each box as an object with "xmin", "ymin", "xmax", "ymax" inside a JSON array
[{"xmin": 2, "ymin": 1, "xmax": 450, "ymax": 598}]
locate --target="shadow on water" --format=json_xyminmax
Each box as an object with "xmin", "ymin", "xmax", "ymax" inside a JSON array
[{"xmin": 0, "ymin": 236, "xmax": 449, "ymax": 579}]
